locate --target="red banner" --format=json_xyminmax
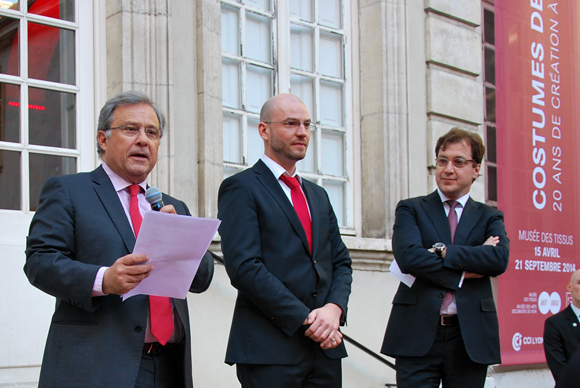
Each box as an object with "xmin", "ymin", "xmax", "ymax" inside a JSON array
[{"xmin": 496, "ymin": 0, "xmax": 580, "ymax": 365}]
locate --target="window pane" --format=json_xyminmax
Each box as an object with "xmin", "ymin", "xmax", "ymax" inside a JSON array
[
  {"xmin": 244, "ymin": 0, "xmax": 270, "ymax": 12},
  {"xmin": 290, "ymin": 74, "xmax": 314, "ymax": 120},
  {"xmin": 29, "ymin": 153, "xmax": 76, "ymax": 211},
  {"xmin": 322, "ymin": 180, "xmax": 345, "ymax": 226},
  {"xmin": 487, "ymin": 165, "xmax": 497, "ymax": 202},
  {"xmin": 290, "ymin": 0, "xmax": 313, "ymax": 22},
  {"xmin": 247, "ymin": 117, "xmax": 262, "ymax": 166},
  {"xmin": 0, "ymin": 83, "xmax": 20, "ymax": 143},
  {"xmin": 0, "ymin": 1, "xmax": 18, "ymax": 11},
  {"xmin": 28, "ymin": 0, "xmax": 75, "ymax": 22},
  {"xmin": 0, "ymin": 15, "xmax": 19, "ymax": 76},
  {"xmin": 319, "ymin": 31, "xmax": 342, "ymax": 78},
  {"xmin": 319, "ymin": 0, "xmax": 341, "ymax": 28},
  {"xmin": 28, "ymin": 23, "xmax": 75, "ymax": 85},
  {"xmin": 290, "ymin": 24, "xmax": 313, "ymax": 72},
  {"xmin": 222, "ymin": 59, "xmax": 240, "ymax": 109},
  {"xmin": 320, "ymin": 81, "xmax": 342, "ymax": 126},
  {"xmin": 246, "ymin": 12, "xmax": 271, "ymax": 63},
  {"xmin": 486, "ymin": 125, "xmax": 496, "ymax": 163},
  {"xmin": 0, "ymin": 149, "xmax": 20, "ymax": 210},
  {"xmin": 485, "ymin": 86, "xmax": 496, "ymax": 123},
  {"xmin": 484, "ymin": 8, "xmax": 494, "ymax": 45},
  {"xmin": 485, "ymin": 47, "xmax": 495, "ymax": 85},
  {"xmin": 321, "ymin": 130, "xmax": 343, "ymax": 176},
  {"xmin": 223, "ymin": 113, "xmax": 242, "ymax": 164},
  {"xmin": 221, "ymin": 6, "xmax": 239, "ymax": 55},
  {"xmin": 29, "ymin": 88, "xmax": 75, "ymax": 149},
  {"xmin": 296, "ymin": 132, "xmax": 315, "ymax": 172},
  {"xmin": 246, "ymin": 64, "xmax": 272, "ymax": 113}
]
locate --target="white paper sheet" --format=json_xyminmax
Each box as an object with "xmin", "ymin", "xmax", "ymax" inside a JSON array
[
  {"xmin": 122, "ymin": 211, "xmax": 221, "ymax": 300},
  {"xmin": 389, "ymin": 259, "xmax": 416, "ymax": 288}
]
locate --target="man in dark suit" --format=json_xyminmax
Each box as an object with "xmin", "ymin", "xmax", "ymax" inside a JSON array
[
  {"xmin": 217, "ymin": 93, "xmax": 352, "ymax": 388},
  {"xmin": 24, "ymin": 91, "xmax": 214, "ymax": 388},
  {"xmin": 381, "ymin": 128, "xmax": 510, "ymax": 388},
  {"xmin": 544, "ymin": 269, "xmax": 580, "ymax": 384}
]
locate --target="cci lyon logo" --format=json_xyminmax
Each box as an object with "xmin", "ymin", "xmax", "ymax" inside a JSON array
[
  {"xmin": 538, "ymin": 291, "xmax": 561, "ymax": 315},
  {"xmin": 512, "ymin": 333, "xmax": 522, "ymax": 351},
  {"xmin": 512, "ymin": 332, "xmax": 543, "ymax": 351}
]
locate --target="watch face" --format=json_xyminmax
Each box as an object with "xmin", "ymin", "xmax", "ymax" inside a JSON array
[{"xmin": 433, "ymin": 242, "xmax": 446, "ymax": 251}]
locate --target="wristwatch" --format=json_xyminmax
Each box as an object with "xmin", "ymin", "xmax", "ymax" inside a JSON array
[{"xmin": 432, "ymin": 242, "xmax": 446, "ymax": 257}]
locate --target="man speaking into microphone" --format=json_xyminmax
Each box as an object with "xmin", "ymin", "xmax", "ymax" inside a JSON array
[{"xmin": 24, "ymin": 91, "xmax": 214, "ymax": 388}]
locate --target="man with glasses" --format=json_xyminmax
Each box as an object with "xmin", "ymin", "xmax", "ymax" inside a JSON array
[
  {"xmin": 218, "ymin": 93, "xmax": 352, "ymax": 387},
  {"xmin": 24, "ymin": 91, "xmax": 214, "ymax": 388},
  {"xmin": 381, "ymin": 127, "xmax": 510, "ymax": 387}
]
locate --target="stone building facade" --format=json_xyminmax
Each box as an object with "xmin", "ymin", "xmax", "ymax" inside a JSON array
[{"xmin": 0, "ymin": 1, "xmax": 553, "ymax": 386}]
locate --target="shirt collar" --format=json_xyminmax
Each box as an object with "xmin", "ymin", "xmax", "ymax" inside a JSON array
[
  {"xmin": 260, "ymin": 154, "xmax": 303, "ymax": 184},
  {"xmin": 570, "ymin": 303, "xmax": 580, "ymax": 321},
  {"xmin": 437, "ymin": 189, "xmax": 470, "ymax": 208},
  {"xmin": 101, "ymin": 162, "xmax": 147, "ymax": 193}
]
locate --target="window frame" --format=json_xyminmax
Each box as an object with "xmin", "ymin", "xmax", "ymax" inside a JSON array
[
  {"xmin": 482, "ymin": 0, "xmax": 497, "ymax": 208},
  {"xmin": 0, "ymin": 0, "xmax": 97, "ymax": 212},
  {"xmin": 220, "ymin": 0, "xmax": 354, "ymax": 229}
]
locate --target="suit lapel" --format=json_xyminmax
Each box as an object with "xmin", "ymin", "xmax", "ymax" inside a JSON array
[
  {"xmin": 453, "ymin": 198, "xmax": 483, "ymax": 245},
  {"xmin": 421, "ymin": 191, "xmax": 452, "ymax": 243},
  {"xmin": 301, "ymin": 181, "xmax": 318, "ymax": 258},
  {"xmin": 564, "ymin": 305, "xmax": 580, "ymax": 342},
  {"xmin": 92, "ymin": 165, "xmax": 136, "ymax": 253},
  {"xmin": 253, "ymin": 160, "xmax": 312, "ymax": 256}
]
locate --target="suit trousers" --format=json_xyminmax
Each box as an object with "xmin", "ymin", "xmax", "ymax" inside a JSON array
[
  {"xmin": 395, "ymin": 323, "xmax": 488, "ymax": 388},
  {"xmin": 236, "ymin": 341, "xmax": 342, "ymax": 388},
  {"xmin": 135, "ymin": 343, "xmax": 185, "ymax": 388}
]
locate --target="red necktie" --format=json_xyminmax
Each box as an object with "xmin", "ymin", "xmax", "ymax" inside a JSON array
[
  {"xmin": 129, "ymin": 184, "xmax": 173, "ymax": 345},
  {"xmin": 279, "ymin": 175, "xmax": 312, "ymax": 252},
  {"xmin": 441, "ymin": 200, "xmax": 459, "ymax": 311}
]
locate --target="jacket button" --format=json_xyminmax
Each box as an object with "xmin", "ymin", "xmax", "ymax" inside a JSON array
[
  {"xmin": 312, "ymin": 291, "xmax": 318, "ymax": 298},
  {"xmin": 439, "ymin": 293, "xmax": 445, "ymax": 298},
  {"xmin": 134, "ymin": 326, "xmax": 142, "ymax": 333}
]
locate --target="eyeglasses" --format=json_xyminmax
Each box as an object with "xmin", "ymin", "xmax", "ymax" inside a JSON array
[
  {"xmin": 435, "ymin": 157, "xmax": 477, "ymax": 169},
  {"xmin": 108, "ymin": 126, "xmax": 162, "ymax": 140},
  {"xmin": 263, "ymin": 120, "xmax": 315, "ymax": 130}
]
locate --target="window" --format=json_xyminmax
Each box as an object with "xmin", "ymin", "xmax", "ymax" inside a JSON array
[
  {"xmin": 221, "ymin": 0, "xmax": 351, "ymax": 226},
  {"xmin": 0, "ymin": 0, "xmax": 79, "ymax": 211},
  {"xmin": 482, "ymin": 1, "xmax": 497, "ymax": 206}
]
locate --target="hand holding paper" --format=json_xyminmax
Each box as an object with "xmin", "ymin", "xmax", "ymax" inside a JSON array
[{"xmin": 122, "ymin": 211, "xmax": 220, "ymax": 300}]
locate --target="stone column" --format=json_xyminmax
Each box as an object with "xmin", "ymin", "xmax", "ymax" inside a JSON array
[{"xmin": 359, "ymin": 0, "xmax": 420, "ymax": 239}]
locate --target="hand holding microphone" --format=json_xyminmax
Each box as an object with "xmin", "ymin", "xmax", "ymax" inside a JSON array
[{"xmin": 145, "ymin": 187, "xmax": 176, "ymax": 214}]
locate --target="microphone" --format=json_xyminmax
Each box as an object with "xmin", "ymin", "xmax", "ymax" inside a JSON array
[{"xmin": 145, "ymin": 187, "xmax": 164, "ymax": 211}]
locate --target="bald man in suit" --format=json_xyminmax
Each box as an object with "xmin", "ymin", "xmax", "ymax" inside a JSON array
[
  {"xmin": 218, "ymin": 94, "xmax": 352, "ymax": 388},
  {"xmin": 544, "ymin": 270, "xmax": 580, "ymax": 384}
]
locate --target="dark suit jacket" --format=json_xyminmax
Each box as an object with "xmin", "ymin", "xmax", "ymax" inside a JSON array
[
  {"xmin": 381, "ymin": 190, "xmax": 509, "ymax": 365},
  {"xmin": 554, "ymin": 345, "xmax": 580, "ymax": 388},
  {"xmin": 544, "ymin": 305, "xmax": 580, "ymax": 382},
  {"xmin": 217, "ymin": 159, "xmax": 352, "ymax": 365},
  {"xmin": 24, "ymin": 165, "xmax": 214, "ymax": 388}
]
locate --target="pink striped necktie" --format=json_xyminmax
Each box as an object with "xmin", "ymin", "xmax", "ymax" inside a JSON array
[{"xmin": 441, "ymin": 200, "xmax": 459, "ymax": 311}]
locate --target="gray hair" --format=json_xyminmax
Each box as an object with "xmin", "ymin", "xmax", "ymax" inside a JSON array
[{"xmin": 96, "ymin": 91, "xmax": 167, "ymax": 157}]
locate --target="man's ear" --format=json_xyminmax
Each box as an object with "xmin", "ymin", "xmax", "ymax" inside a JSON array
[
  {"xmin": 97, "ymin": 131, "xmax": 108, "ymax": 152},
  {"xmin": 258, "ymin": 122, "xmax": 269, "ymax": 141},
  {"xmin": 472, "ymin": 163, "xmax": 481, "ymax": 179}
]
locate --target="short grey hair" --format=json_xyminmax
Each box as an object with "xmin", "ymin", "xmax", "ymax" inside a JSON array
[{"xmin": 96, "ymin": 91, "xmax": 167, "ymax": 157}]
